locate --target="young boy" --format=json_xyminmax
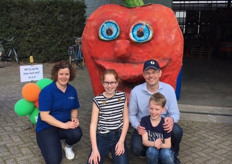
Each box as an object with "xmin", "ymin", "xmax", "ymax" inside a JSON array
[{"xmin": 140, "ymin": 92, "xmax": 174, "ymax": 164}]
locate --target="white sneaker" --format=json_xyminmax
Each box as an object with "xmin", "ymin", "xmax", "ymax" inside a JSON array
[{"xmin": 64, "ymin": 145, "xmax": 75, "ymax": 160}]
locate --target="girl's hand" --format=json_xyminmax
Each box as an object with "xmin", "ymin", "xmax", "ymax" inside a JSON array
[
  {"xmin": 115, "ymin": 141, "xmax": 125, "ymax": 156},
  {"xmin": 88, "ymin": 150, "xmax": 101, "ymax": 164}
]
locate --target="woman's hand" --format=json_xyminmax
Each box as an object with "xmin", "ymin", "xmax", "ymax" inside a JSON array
[
  {"xmin": 88, "ymin": 150, "xmax": 101, "ymax": 164},
  {"xmin": 115, "ymin": 141, "xmax": 125, "ymax": 156},
  {"xmin": 71, "ymin": 117, "xmax": 80, "ymax": 127},
  {"xmin": 63, "ymin": 120, "xmax": 79, "ymax": 129}
]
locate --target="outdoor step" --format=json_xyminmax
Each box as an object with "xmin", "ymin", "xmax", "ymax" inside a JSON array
[{"xmin": 179, "ymin": 104, "xmax": 232, "ymax": 124}]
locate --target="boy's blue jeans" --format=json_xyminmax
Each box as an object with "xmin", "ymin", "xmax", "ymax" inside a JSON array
[
  {"xmin": 146, "ymin": 147, "xmax": 174, "ymax": 164},
  {"xmin": 87, "ymin": 129, "xmax": 129, "ymax": 164},
  {"xmin": 131, "ymin": 123, "xmax": 183, "ymax": 157},
  {"xmin": 36, "ymin": 126, "xmax": 82, "ymax": 164}
]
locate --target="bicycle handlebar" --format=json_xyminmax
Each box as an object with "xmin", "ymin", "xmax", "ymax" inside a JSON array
[
  {"xmin": 69, "ymin": 37, "xmax": 81, "ymax": 41},
  {"xmin": 1, "ymin": 36, "xmax": 15, "ymax": 44},
  {"xmin": 6, "ymin": 36, "xmax": 15, "ymax": 42}
]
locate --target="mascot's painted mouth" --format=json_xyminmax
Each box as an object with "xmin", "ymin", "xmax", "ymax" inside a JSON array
[
  {"xmin": 95, "ymin": 58, "xmax": 170, "ymax": 81},
  {"xmin": 94, "ymin": 58, "xmax": 170, "ymax": 98}
]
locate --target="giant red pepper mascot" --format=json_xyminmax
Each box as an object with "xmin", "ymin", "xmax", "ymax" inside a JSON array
[{"xmin": 82, "ymin": 0, "xmax": 183, "ymax": 99}]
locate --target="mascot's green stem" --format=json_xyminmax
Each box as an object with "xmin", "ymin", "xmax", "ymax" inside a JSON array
[{"xmin": 123, "ymin": 0, "xmax": 144, "ymax": 7}]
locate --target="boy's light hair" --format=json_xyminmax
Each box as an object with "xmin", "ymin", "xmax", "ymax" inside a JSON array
[{"xmin": 149, "ymin": 92, "xmax": 166, "ymax": 108}]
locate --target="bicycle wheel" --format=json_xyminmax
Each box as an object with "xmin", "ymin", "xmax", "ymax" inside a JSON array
[
  {"xmin": 0, "ymin": 56, "xmax": 6, "ymax": 68},
  {"xmin": 80, "ymin": 58, "xmax": 85, "ymax": 69},
  {"xmin": 76, "ymin": 59, "xmax": 84, "ymax": 70},
  {"xmin": 69, "ymin": 56, "xmax": 77, "ymax": 69},
  {"xmin": 68, "ymin": 55, "xmax": 72, "ymax": 63},
  {"xmin": 76, "ymin": 47, "xmax": 84, "ymax": 70},
  {"xmin": 81, "ymin": 58, "xmax": 85, "ymax": 67},
  {"xmin": 12, "ymin": 48, "xmax": 19, "ymax": 64}
]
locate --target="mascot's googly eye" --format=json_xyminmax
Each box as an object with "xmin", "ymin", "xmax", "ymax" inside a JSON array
[
  {"xmin": 99, "ymin": 20, "xmax": 120, "ymax": 41},
  {"xmin": 130, "ymin": 22, "xmax": 153, "ymax": 43}
]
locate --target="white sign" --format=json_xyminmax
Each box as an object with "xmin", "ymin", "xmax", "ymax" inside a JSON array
[{"xmin": 20, "ymin": 64, "xmax": 43, "ymax": 82}]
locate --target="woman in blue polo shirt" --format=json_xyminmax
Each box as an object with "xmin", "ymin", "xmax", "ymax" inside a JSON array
[{"xmin": 36, "ymin": 61, "xmax": 82, "ymax": 164}]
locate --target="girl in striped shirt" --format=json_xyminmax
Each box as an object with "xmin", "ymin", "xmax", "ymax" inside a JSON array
[{"xmin": 87, "ymin": 69, "xmax": 129, "ymax": 164}]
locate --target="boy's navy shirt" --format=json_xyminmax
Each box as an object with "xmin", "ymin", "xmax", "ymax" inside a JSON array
[
  {"xmin": 140, "ymin": 116, "xmax": 171, "ymax": 141},
  {"xmin": 36, "ymin": 82, "xmax": 80, "ymax": 132}
]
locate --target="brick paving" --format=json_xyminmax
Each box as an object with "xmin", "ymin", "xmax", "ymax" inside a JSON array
[{"xmin": 0, "ymin": 62, "xmax": 232, "ymax": 164}]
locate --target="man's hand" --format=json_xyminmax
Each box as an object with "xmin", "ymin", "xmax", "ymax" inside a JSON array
[
  {"xmin": 137, "ymin": 125, "xmax": 146, "ymax": 135},
  {"xmin": 163, "ymin": 117, "xmax": 174, "ymax": 133}
]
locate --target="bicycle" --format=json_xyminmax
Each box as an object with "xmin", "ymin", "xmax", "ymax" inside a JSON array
[
  {"xmin": 0, "ymin": 36, "xmax": 19, "ymax": 68},
  {"xmin": 68, "ymin": 37, "xmax": 85, "ymax": 70}
]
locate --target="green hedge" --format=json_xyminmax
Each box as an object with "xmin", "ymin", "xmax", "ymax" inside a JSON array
[{"xmin": 0, "ymin": 0, "xmax": 86, "ymax": 63}]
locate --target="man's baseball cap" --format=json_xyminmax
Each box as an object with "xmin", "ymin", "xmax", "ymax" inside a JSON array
[{"xmin": 143, "ymin": 59, "xmax": 160, "ymax": 71}]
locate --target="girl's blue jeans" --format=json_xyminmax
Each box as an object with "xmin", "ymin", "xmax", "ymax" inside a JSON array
[
  {"xmin": 87, "ymin": 129, "xmax": 129, "ymax": 164},
  {"xmin": 146, "ymin": 147, "xmax": 174, "ymax": 164},
  {"xmin": 36, "ymin": 126, "xmax": 82, "ymax": 164}
]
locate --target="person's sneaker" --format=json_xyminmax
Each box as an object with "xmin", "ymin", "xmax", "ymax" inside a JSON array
[{"xmin": 64, "ymin": 145, "xmax": 75, "ymax": 160}]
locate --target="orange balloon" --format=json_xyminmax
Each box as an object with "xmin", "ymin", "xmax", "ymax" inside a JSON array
[{"xmin": 22, "ymin": 83, "xmax": 41, "ymax": 101}]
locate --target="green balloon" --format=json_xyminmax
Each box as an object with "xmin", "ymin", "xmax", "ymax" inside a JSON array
[
  {"xmin": 14, "ymin": 99, "xmax": 35, "ymax": 116},
  {"xmin": 36, "ymin": 78, "xmax": 53, "ymax": 90},
  {"xmin": 29, "ymin": 107, "xmax": 40, "ymax": 125}
]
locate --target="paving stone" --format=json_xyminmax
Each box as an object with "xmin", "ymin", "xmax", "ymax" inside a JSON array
[
  {"xmin": 0, "ymin": 63, "xmax": 232, "ymax": 164},
  {"xmin": 5, "ymin": 159, "xmax": 17, "ymax": 164}
]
